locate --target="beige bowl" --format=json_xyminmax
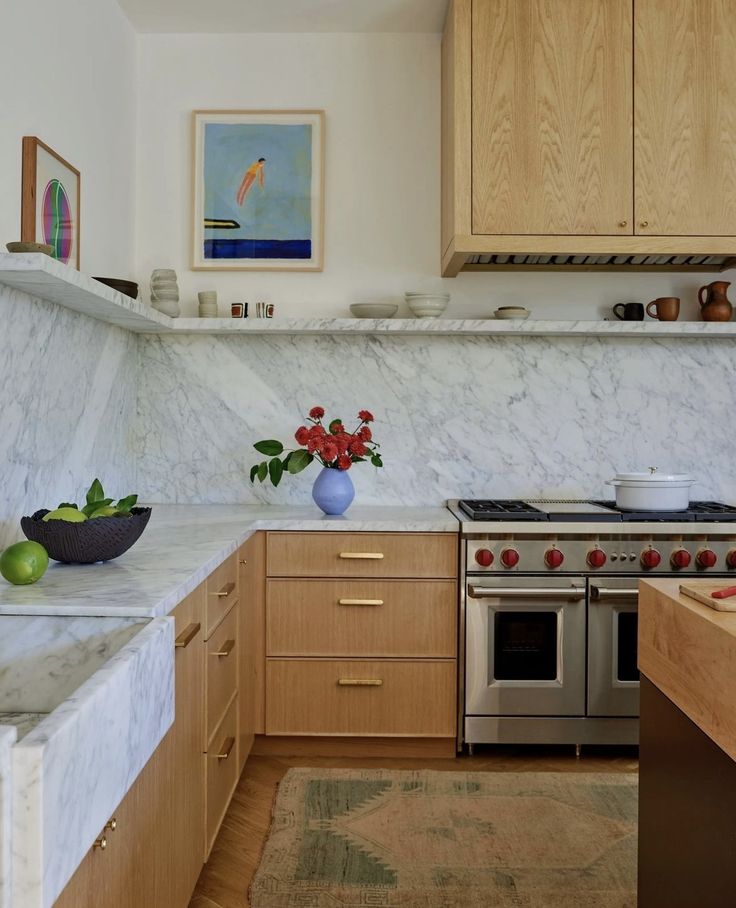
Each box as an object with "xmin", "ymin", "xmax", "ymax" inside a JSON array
[
  {"xmin": 494, "ymin": 307, "xmax": 531, "ymax": 320},
  {"xmin": 6, "ymin": 242, "xmax": 54, "ymax": 256},
  {"xmin": 350, "ymin": 303, "xmax": 398, "ymax": 318}
]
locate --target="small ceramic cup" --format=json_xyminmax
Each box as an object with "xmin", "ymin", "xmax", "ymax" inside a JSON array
[{"xmin": 646, "ymin": 297, "xmax": 680, "ymax": 321}]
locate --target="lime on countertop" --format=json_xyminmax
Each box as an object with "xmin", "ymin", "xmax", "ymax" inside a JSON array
[{"xmin": 0, "ymin": 541, "xmax": 49, "ymax": 585}]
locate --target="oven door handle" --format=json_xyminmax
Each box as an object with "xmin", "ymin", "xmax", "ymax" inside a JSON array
[
  {"xmin": 467, "ymin": 585, "xmax": 586, "ymax": 601},
  {"xmin": 590, "ymin": 586, "xmax": 639, "ymax": 601}
]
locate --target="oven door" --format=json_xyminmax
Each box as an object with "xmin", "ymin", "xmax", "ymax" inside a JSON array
[
  {"xmin": 465, "ymin": 577, "xmax": 587, "ymax": 717},
  {"xmin": 587, "ymin": 579, "xmax": 640, "ymax": 717}
]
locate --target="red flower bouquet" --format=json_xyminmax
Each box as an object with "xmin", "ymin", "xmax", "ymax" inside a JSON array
[{"xmin": 251, "ymin": 407, "xmax": 382, "ymax": 488}]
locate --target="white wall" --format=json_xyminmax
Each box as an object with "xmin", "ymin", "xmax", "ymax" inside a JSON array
[
  {"xmin": 0, "ymin": 0, "xmax": 139, "ymax": 547},
  {"xmin": 0, "ymin": 0, "xmax": 137, "ymax": 274},
  {"xmin": 135, "ymin": 31, "xmax": 731, "ymax": 320}
]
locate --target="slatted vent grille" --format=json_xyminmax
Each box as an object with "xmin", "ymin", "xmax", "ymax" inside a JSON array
[{"xmin": 465, "ymin": 253, "xmax": 733, "ymax": 268}]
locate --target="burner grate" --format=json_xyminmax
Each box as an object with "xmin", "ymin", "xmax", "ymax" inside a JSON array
[{"xmin": 458, "ymin": 500, "xmax": 548, "ymax": 521}]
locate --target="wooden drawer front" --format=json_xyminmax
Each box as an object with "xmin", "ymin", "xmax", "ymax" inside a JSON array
[
  {"xmin": 205, "ymin": 694, "xmax": 238, "ymax": 855},
  {"xmin": 267, "ymin": 579, "xmax": 457, "ymax": 658},
  {"xmin": 206, "ymin": 553, "xmax": 239, "ymax": 637},
  {"xmin": 267, "ymin": 533, "xmax": 457, "ymax": 579},
  {"xmin": 206, "ymin": 604, "xmax": 238, "ymax": 743},
  {"xmin": 266, "ymin": 660, "xmax": 456, "ymax": 737}
]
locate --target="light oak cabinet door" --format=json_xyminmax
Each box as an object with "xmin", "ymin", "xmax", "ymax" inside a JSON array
[
  {"xmin": 471, "ymin": 0, "xmax": 633, "ymax": 236},
  {"xmin": 238, "ymin": 532, "xmax": 266, "ymax": 773},
  {"xmin": 635, "ymin": 0, "xmax": 736, "ymax": 236}
]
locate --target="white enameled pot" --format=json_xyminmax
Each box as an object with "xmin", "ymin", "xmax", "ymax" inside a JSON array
[{"xmin": 608, "ymin": 470, "xmax": 695, "ymax": 511}]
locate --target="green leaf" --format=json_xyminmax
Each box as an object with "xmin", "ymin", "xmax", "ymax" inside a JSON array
[
  {"xmin": 269, "ymin": 457, "xmax": 284, "ymax": 487},
  {"xmin": 254, "ymin": 440, "xmax": 284, "ymax": 456},
  {"xmin": 371, "ymin": 454, "xmax": 383, "ymax": 468},
  {"xmin": 57, "ymin": 502, "xmax": 78, "ymax": 510},
  {"xmin": 257, "ymin": 462, "xmax": 268, "ymax": 483},
  {"xmin": 86, "ymin": 478, "xmax": 105, "ymax": 505},
  {"xmin": 116, "ymin": 494, "xmax": 138, "ymax": 513},
  {"xmin": 328, "ymin": 419, "xmax": 343, "ymax": 435},
  {"xmin": 281, "ymin": 452, "xmax": 293, "ymax": 469},
  {"xmin": 288, "ymin": 449, "xmax": 313, "ymax": 474},
  {"xmin": 82, "ymin": 498, "xmax": 113, "ymax": 517},
  {"xmin": 249, "ymin": 464, "xmax": 259, "ymax": 483}
]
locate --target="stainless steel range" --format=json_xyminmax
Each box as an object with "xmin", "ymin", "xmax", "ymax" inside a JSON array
[{"xmin": 450, "ymin": 498, "xmax": 736, "ymax": 752}]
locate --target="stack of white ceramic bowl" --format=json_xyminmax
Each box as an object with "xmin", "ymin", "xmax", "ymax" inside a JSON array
[
  {"xmin": 150, "ymin": 269, "xmax": 180, "ymax": 317},
  {"xmin": 405, "ymin": 291, "xmax": 450, "ymax": 318}
]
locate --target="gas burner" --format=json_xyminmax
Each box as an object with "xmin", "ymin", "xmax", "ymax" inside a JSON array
[
  {"xmin": 458, "ymin": 500, "xmax": 548, "ymax": 521},
  {"xmin": 592, "ymin": 501, "xmax": 736, "ymax": 522}
]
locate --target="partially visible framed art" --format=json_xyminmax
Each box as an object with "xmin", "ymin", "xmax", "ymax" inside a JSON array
[
  {"xmin": 21, "ymin": 137, "xmax": 80, "ymax": 269},
  {"xmin": 192, "ymin": 109, "xmax": 324, "ymax": 271}
]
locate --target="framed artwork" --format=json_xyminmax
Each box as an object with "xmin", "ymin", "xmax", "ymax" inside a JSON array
[
  {"xmin": 192, "ymin": 110, "xmax": 324, "ymax": 271},
  {"xmin": 21, "ymin": 137, "xmax": 80, "ymax": 269}
]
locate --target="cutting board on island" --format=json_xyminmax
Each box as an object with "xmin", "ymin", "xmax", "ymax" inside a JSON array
[{"xmin": 679, "ymin": 582, "xmax": 736, "ymax": 612}]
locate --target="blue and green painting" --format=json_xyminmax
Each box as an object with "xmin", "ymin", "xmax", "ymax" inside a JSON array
[{"xmin": 203, "ymin": 122, "xmax": 312, "ymax": 260}]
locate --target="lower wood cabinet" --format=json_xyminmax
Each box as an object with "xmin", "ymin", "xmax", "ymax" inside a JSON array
[{"xmin": 238, "ymin": 531, "xmax": 266, "ymax": 772}]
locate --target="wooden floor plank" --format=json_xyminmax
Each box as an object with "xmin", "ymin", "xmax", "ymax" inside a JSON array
[{"xmin": 189, "ymin": 746, "xmax": 639, "ymax": 907}]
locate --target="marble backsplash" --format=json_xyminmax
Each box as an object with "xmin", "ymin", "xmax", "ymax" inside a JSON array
[
  {"xmin": 0, "ymin": 285, "xmax": 138, "ymax": 550},
  {"xmin": 136, "ymin": 333, "xmax": 736, "ymax": 506}
]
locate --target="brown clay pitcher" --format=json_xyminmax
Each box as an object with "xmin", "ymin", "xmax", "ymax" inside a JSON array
[{"xmin": 698, "ymin": 280, "xmax": 733, "ymax": 322}]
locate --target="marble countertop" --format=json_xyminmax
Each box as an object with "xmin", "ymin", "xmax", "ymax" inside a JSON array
[
  {"xmin": 0, "ymin": 504, "xmax": 459, "ymax": 619},
  {"xmin": 639, "ymin": 579, "xmax": 736, "ymax": 761}
]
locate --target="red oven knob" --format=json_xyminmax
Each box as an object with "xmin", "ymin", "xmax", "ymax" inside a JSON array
[
  {"xmin": 587, "ymin": 548, "xmax": 607, "ymax": 569},
  {"xmin": 475, "ymin": 548, "xmax": 494, "ymax": 567},
  {"xmin": 727, "ymin": 550, "xmax": 736, "ymax": 569},
  {"xmin": 697, "ymin": 548, "xmax": 717, "ymax": 569},
  {"xmin": 544, "ymin": 548, "xmax": 564, "ymax": 569},
  {"xmin": 500, "ymin": 548, "xmax": 520, "ymax": 569},
  {"xmin": 670, "ymin": 548, "xmax": 691, "ymax": 570},
  {"xmin": 640, "ymin": 548, "xmax": 661, "ymax": 570}
]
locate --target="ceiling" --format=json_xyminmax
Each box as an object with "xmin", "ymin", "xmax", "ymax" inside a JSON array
[{"xmin": 118, "ymin": 0, "xmax": 449, "ymax": 34}]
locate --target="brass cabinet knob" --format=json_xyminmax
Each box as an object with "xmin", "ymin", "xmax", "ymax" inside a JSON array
[
  {"xmin": 618, "ymin": 220, "xmax": 627, "ymax": 227},
  {"xmin": 105, "ymin": 818, "xmax": 117, "ymax": 832},
  {"xmin": 239, "ymin": 559, "xmax": 247, "ymax": 565},
  {"xmin": 94, "ymin": 836, "xmax": 108, "ymax": 851},
  {"xmin": 640, "ymin": 220, "xmax": 649, "ymax": 228}
]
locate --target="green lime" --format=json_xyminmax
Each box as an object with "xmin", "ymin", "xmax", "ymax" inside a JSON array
[
  {"xmin": 89, "ymin": 506, "xmax": 119, "ymax": 519},
  {"xmin": 43, "ymin": 507, "xmax": 87, "ymax": 523},
  {"xmin": 0, "ymin": 541, "xmax": 49, "ymax": 585}
]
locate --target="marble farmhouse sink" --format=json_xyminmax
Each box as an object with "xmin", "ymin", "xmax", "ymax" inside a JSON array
[{"xmin": 0, "ymin": 614, "xmax": 174, "ymax": 908}]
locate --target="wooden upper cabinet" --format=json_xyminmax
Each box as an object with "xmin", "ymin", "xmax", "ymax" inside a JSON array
[
  {"xmin": 471, "ymin": 0, "xmax": 633, "ymax": 236},
  {"xmin": 635, "ymin": 0, "xmax": 736, "ymax": 236}
]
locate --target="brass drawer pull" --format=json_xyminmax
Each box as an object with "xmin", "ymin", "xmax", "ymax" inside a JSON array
[
  {"xmin": 338, "ymin": 678, "xmax": 383, "ymax": 687},
  {"xmin": 214, "ymin": 736, "xmax": 235, "ymax": 760},
  {"xmin": 104, "ymin": 818, "xmax": 117, "ymax": 832},
  {"xmin": 239, "ymin": 559, "xmax": 248, "ymax": 565},
  {"xmin": 93, "ymin": 835, "xmax": 108, "ymax": 851},
  {"xmin": 338, "ymin": 598, "xmax": 384, "ymax": 606},
  {"xmin": 211, "ymin": 638, "xmax": 235, "ymax": 658},
  {"xmin": 212, "ymin": 581, "xmax": 236, "ymax": 598},
  {"xmin": 175, "ymin": 622, "xmax": 201, "ymax": 649},
  {"xmin": 339, "ymin": 552, "xmax": 384, "ymax": 560}
]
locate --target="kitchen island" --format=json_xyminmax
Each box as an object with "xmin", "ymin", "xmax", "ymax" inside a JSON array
[{"xmin": 638, "ymin": 579, "xmax": 736, "ymax": 908}]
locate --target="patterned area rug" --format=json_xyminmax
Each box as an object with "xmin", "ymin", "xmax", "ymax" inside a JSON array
[{"xmin": 250, "ymin": 768, "xmax": 638, "ymax": 907}]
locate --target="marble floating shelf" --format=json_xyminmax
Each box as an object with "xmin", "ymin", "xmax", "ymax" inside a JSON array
[{"xmin": 3, "ymin": 253, "xmax": 736, "ymax": 339}]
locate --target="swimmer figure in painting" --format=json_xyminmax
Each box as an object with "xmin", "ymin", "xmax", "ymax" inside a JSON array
[{"xmin": 236, "ymin": 157, "xmax": 266, "ymax": 206}]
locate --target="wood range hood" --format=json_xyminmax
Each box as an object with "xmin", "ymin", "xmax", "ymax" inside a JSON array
[{"xmin": 441, "ymin": 0, "xmax": 736, "ymax": 278}]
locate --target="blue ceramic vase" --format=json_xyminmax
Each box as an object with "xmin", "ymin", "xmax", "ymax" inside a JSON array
[{"xmin": 312, "ymin": 467, "xmax": 355, "ymax": 516}]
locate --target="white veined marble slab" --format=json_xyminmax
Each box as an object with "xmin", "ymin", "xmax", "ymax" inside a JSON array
[
  {"xmin": 0, "ymin": 505, "xmax": 460, "ymax": 619},
  {"xmin": 10, "ymin": 616, "xmax": 174, "ymax": 908},
  {"xmin": 3, "ymin": 254, "xmax": 736, "ymax": 337},
  {"xmin": 0, "ymin": 727, "xmax": 16, "ymax": 908}
]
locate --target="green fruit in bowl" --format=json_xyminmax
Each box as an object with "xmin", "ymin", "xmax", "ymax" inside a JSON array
[
  {"xmin": 0, "ymin": 541, "xmax": 49, "ymax": 585},
  {"xmin": 88, "ymin": 506, "xmax": 119, "ymax": 519},
  {"xmin": 43, "ymin": 507, "xmax": 88, "ymax": 523}
]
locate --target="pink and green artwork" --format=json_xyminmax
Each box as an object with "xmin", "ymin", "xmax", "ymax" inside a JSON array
[
  {"xmin": 41, "ymin": 179, "xmax": 74, "ymax": 264},
  {"xmin": 192, "ymin": 111, "xmax": 324, "ymax": 272}
]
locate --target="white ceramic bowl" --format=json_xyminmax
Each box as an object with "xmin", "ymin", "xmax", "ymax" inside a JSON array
[
  {"xmin": 350, "ymin": 303, "xmax": 398, "ymax": 318},
  {"xmin": 406, "ymin": 293, "xmax": 450, "ymax": 319},
  {"xmin": 494, "ymin": 307, "xmax": 530, "ymax": 320}
]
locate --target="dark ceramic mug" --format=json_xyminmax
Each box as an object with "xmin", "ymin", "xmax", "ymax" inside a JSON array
[{"xmin": 613, "ymin": 302, "xmax": 645, "ymax": 321}]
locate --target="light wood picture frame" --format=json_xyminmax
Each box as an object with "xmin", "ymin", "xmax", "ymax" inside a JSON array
[
  {"xmin": 21, "ymin": 137, "xmax": 81, "ymax": 269},
  {"xmin": 192, "ymin": 109, "xmax": 325, "ymax": 272}
]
